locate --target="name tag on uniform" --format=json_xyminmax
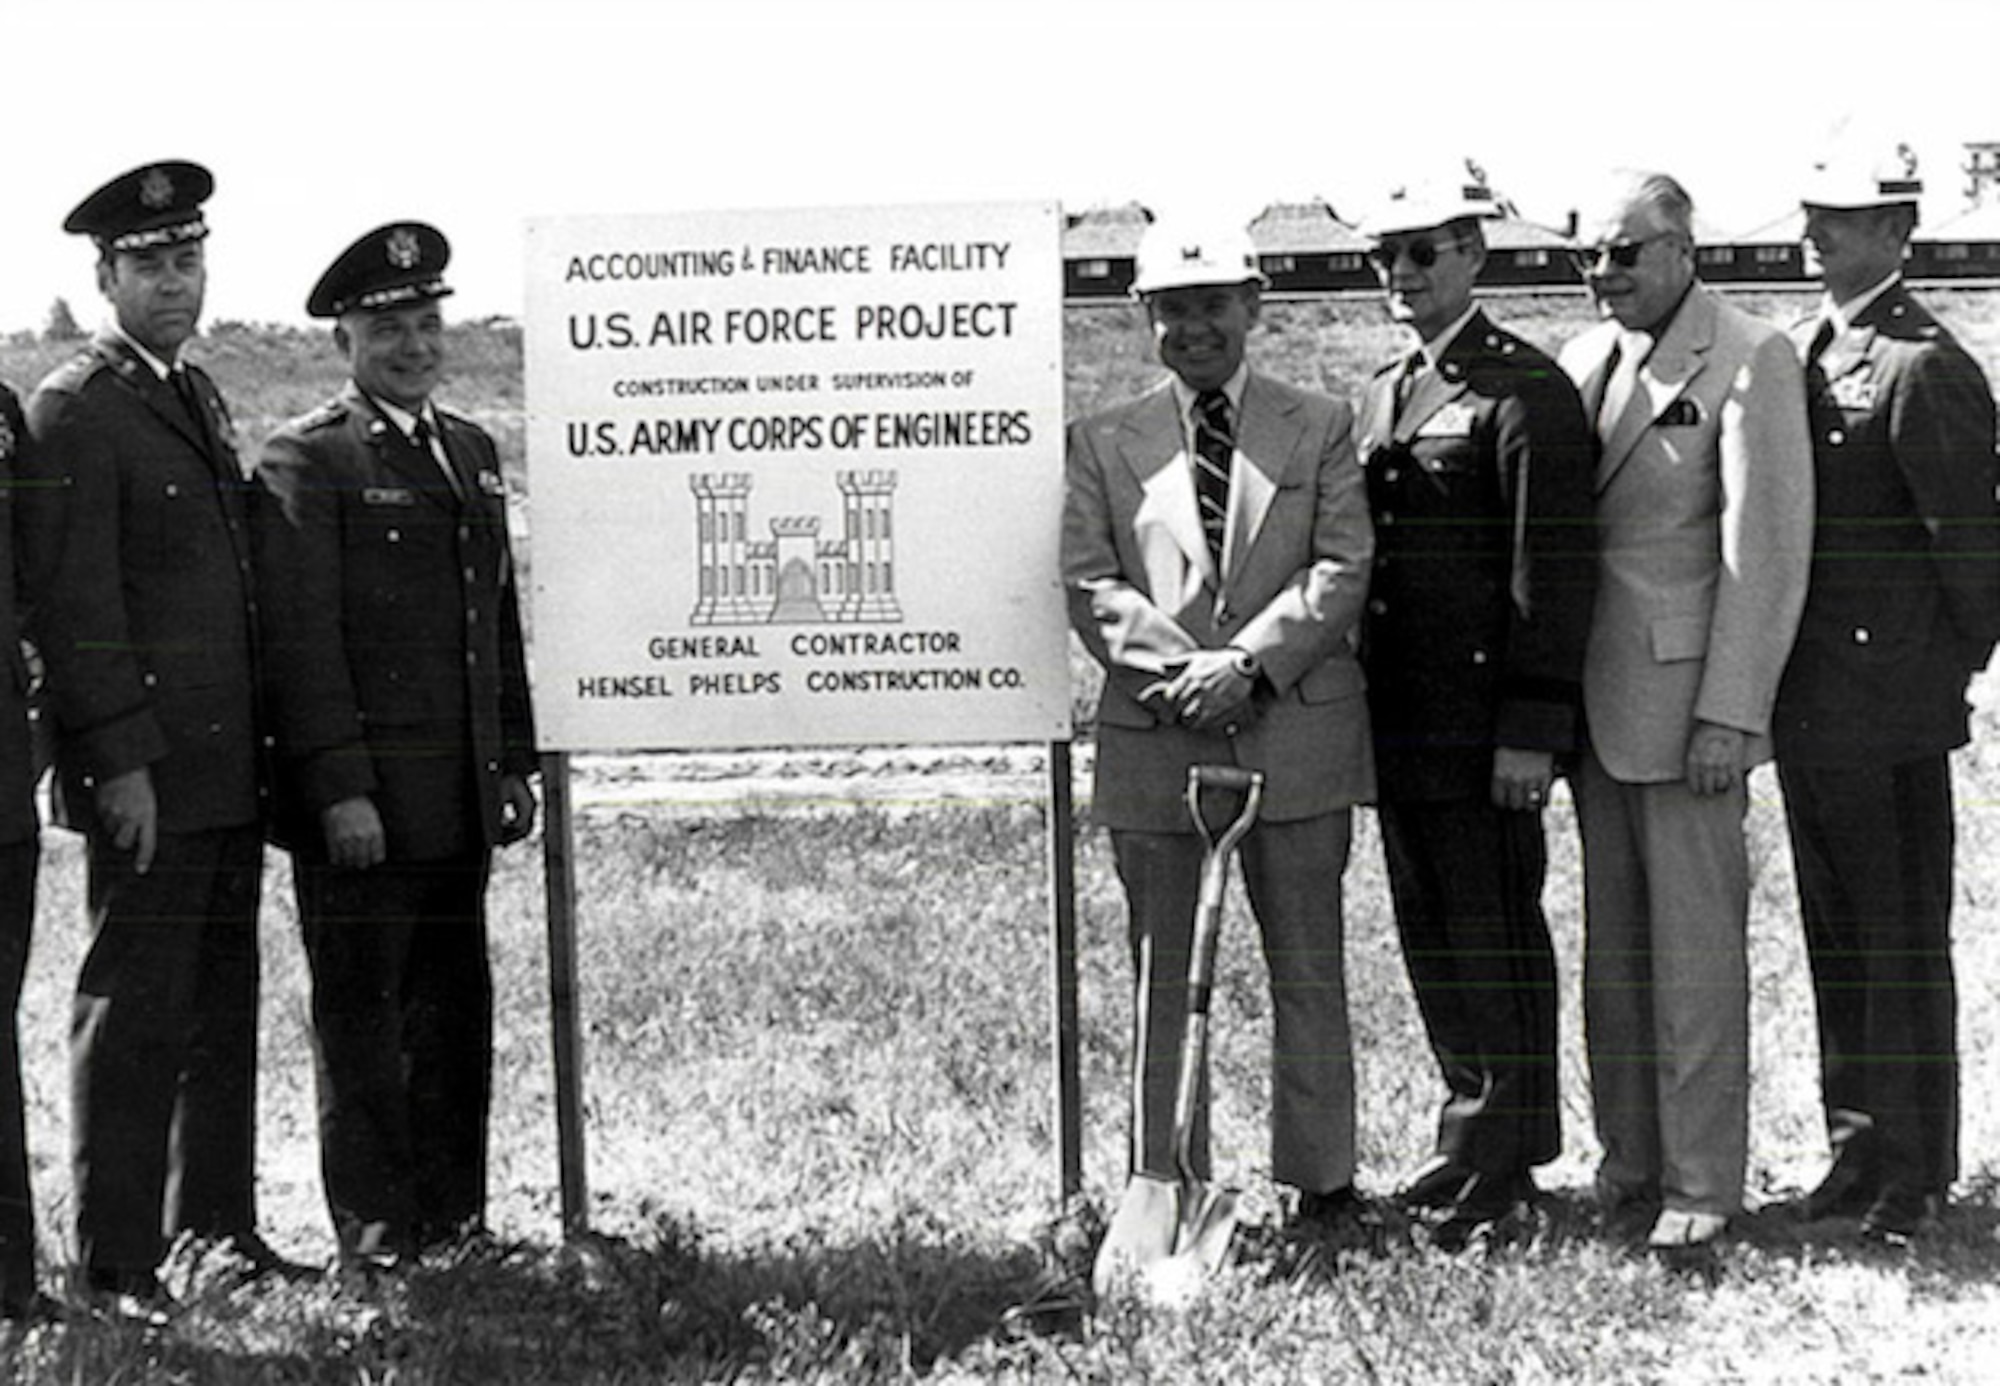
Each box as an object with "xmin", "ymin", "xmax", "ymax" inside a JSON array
[
  {"xmin": 1416, "ymin": 402, "xmax": 1476, "ymax": 437},
  {"xmin": 1830, "ymin": 375, "xmax": 1878, "ymax": 410},
  {"xmin": 362, "ymin": 486, "xmax": 417, "ymax": 506},
  {"xmin": 478, "ymin": 470, "xmax": 506, "ymax": 497},
  {"xmin": 1657, "ymin": 397, "xmax": 1703, "ymax": 427}
]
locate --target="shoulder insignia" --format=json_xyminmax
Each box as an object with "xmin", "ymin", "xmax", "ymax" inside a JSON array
[
  {"xmin": 296, "ymin": 400, "xmax": 350, "ymax": 433},
  {"xmin": 40, "ymin": 347, "xmax": 111, "ymax": 395}
]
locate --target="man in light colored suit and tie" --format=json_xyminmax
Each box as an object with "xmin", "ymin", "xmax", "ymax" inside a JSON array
[
  {"xmin": 1062, "ymin": 217, "xmax": 1374, "ymax": 1239},
  {"xmin": 1559, "ymin": 171, "xmax": 1814, "ymax": 1252}
]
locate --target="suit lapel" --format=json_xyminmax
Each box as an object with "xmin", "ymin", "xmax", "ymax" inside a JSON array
[
  {"xmin": 1357, "ymin": 359, "xmax": 1398, "ymax": 459},
  {"xmin": 347, "ymin": 384, "xmax": 461, "ymax": 512},
  {"xmin": 1117, "ymin": 385, "xmax": 1213, "ymax": 612},
  {"xmin": 96, "ymin": 333, "xmax": 211, "ymax": 459},
  {"xmin": 1598, "ymin": 288, "xmax": 1715, "ymax": 488},
  {"xmin": 1228, "ymin": 373, "xmax": 1302, "ymax": 581}
]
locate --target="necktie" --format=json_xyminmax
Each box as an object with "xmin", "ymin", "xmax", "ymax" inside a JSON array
[
  {"xmin": 1392, "ymin": 352, "xmax": 1423, "ymax": 426},
  {"xmin": 1597, "ymin": 332, "xmax": 1644, "ymax": 435},
  {"xmin": 1192, "ymin": 389, "xmax": 1233, "ymax": 570},
  {"xmin": 1806, "ymin": 316, "xmax": 1836, "ymax": 367},
  {"xmin": 413, "ymin": 416, "xmax": 465, "ymax": 500},
  {"xmin": 172, "ymin": 369, "xmax": 206, "ymax": 436}
]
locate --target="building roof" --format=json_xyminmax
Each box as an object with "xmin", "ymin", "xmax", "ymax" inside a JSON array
[
  {"xmin": 1061, "ymin": 202, "xmax": 1152, "ymax": 258},
  {"xmin": 1247, "ymin": 200, "xmax": 1368, "ymax": 253}
]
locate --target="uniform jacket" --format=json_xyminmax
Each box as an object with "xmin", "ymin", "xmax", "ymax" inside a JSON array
[
  {"xmin": 254, "ymin": 383, "xmax": 535, "ymax": 861},
  {"xmin": 1062, "ymin": 370, "xmax": 1374, "ymax": 831},
  {"xmin": 1558, "ymin": 285, "xmax": 1814, "ymax": 784},
  {"xmin": 0, "ymin": 387, "xmax": 39, "ymax": 847},
  {"xmin": 1773, "ymin": 281, "xmax": 2000, "ymax": 767},
  {"xmin": 1356, "ymin": 311, "xmax": 1598, "ymax": 801},
  {"xmin": 18, "ymin": 331, "xmax": 260, "ymax": 834}
]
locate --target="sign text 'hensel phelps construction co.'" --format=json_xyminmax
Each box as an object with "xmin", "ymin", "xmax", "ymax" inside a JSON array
[{"xmin": 524, "ymin": 202, "xmax": 1070, "ymax": 752}]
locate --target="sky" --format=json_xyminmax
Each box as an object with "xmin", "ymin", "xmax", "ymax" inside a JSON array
[{"xmin": 5, "ymin": 0, "xmax": 1996, "ymax": 333}]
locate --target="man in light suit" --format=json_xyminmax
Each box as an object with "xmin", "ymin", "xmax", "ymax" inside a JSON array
[
  {"xmin": 1062, "ymin": 218, "xmax": 1374, "ymax": 1238},
  {"xmin": 1774, "ymin": 145, "xmax": 2000, "ymax": 1243},
  {"xmin": 1559, "ymin": 171, "xmax": 1814, "ymax": 1252},
  {"xmin": 1354, "ymin": 172, "xmax": 1597, "ymax": 1248}
]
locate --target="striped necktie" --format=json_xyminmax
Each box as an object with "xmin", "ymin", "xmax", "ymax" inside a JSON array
[{"xmin": 1192, "ymin": 389, "xmax": 1233, "ymax": 569}]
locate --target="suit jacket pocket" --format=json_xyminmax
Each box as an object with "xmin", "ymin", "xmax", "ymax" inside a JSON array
[{"xmin": 1649, "ymin": 614, "xmax": 1708, "ymax": 663}]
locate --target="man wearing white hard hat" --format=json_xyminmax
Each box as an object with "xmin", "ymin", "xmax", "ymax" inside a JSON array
[
  {"xmin": 1062, "ymin": 216, "xmax": 1374, "ymax": 1235},
  {"xmin": 1773, "ymin": 142, "xmax": 2000, "ymax": 1243},
  {"xmin": 1352, "ymin": 168, "xmax": 1597, "ymax": 1248}
]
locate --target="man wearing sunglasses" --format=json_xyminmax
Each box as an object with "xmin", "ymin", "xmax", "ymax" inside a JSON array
[
  {"xmin": 1352, "ymin": 174, "xmax": 1597, "ymax": 1250},
  {"xmin": 1558, "ymin": 171, "xmax": 1814, "ymax": 1253},
  {"xmin": 1063, "ymin": 217, "xmax": 1374, "ymax": 1255},
  {"xmin": 1771, "ymin": 145, "xmax": 2000, "ymax": 1245}
]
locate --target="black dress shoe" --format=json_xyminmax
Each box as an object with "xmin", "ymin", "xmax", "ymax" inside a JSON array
[
  {"xmin": 1430, "ymin": 1172, "xmax": 1534, "ymax": 1252},
  {"xmin": 1395, "ymin": 1156, "xmax": 1474, "ymax": 1212},
  {"xmin": 1860, "ymin": 1186, "xmax": 1940, "ymax": 1246},
  {"xmin": 1287, "ymin": 1186, "xmax": 1369, "ymax": 1236},
  {"xmin": 1796, "ymin": 1159, "xmax": 1877, "ymax": 1222},
  {"xmin": 0, "ymin": 1290, "xmax": 64, "ymax": 1326}
]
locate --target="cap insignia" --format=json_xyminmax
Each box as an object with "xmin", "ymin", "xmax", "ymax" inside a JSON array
[
  {"xmin": 386, "ymin": 227, "xmax": 422, "ymax": 270},
  {"xmin": 139, "ymin": 168, "xmax": 174, "ymax": 210}
]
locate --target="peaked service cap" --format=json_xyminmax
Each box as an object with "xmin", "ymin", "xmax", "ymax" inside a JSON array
[
  {"xmin": 64, "ymin": 160, "xmax": 213, "ymax": 252},
  {"xmin": 308, "ymin": 222, "xmax": 454, "ymax": 318}
]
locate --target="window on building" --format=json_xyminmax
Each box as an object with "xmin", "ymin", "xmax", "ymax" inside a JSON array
[
  {"xmin": 1514, "ymin": 249, "xmax": 1550, "ymax": 267},
  {"xmin": 1330, "ymin": 253, "xmax": 1362, "ymax": 271},
  {"xmin": 1697, "ymin": 247, "xmax": 1735, "ymax": 265},
  {"xmin": 1753, "ymin": 246, "xmax": 1790, "ymax": 264},
  {"xmin": 1935, "ymin": 243, "xmax": 1971, "ymax": 261},
  {"xmin": 1078, "ymin": 258, "xmax": 1111, "ymax": 279},
  {"xmin": 1263, "ymin": 255, "xmax": 1297, "ymax": 274}
]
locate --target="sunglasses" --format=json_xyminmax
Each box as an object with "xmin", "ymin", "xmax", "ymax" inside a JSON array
[
  {"xmin": 1367, "ymin": 235, "xmax": 1467, "ymax": 271},
  {"xmin": 1568, "ymin": 233, "xmax": 1674, "ymax": 274}
]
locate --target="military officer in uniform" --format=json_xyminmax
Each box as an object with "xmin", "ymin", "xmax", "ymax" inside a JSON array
[
  {"xmin": 19, "ymin": 161, "xmax": 283, "ymax": 1313},
  {"xmin": 1063, "ymin": 218, "xmax": 1374, "ymax": 1254},
  {"xmin": 1353, "ymin": 171, "xmax": 1597, "ymax": 1247},
  {"xmin": 1774, "ymin": 143, "xmax": 2000, "ymax": 1243},
  {"xmin": 254, "ymin": 223, "xmax": 537, "ymax": 1269},
  {"xmin": 0, "ymin": 384, "xmax": 53, "ymax": 1323}
]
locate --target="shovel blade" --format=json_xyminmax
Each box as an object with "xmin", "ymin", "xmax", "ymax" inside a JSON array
[{"xmin": 1093, "ymin": 1174, "xmax": 1241, "ymax": 1305}]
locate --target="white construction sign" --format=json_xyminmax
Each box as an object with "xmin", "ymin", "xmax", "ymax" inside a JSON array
[{"xmin": 524, "ymin": 201, "xmax": 1070, "ymax": 752}]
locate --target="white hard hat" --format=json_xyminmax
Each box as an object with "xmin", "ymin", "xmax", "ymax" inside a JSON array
[
  {"xmin": 1802, "ymin": 139, "xmax": 1924, "ymax": 209},
  {"xmin": 1359, "ymin": 160, "xmax": 1506, "ymax": 238},
  {"xmin": 1130, "ymin": 217, "xmax": 1267, "ymax": 296}
]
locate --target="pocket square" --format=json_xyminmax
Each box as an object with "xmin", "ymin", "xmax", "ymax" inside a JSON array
[{"xmin": 1656, "ymin": 397, "xmax": 1703, "ymax": 427}]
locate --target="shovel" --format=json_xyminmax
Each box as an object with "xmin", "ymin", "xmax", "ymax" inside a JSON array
[{"xmin": 1093, "ymin": 764, "xmax": 1265, "ymax": 1305}]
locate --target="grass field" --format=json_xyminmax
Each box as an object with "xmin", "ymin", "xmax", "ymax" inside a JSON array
[{"xmin": 1, "ymin": 290, "xmax": 1999, "ymax": 1380}]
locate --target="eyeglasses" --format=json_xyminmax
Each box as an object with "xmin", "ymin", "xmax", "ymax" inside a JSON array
[
  {"xmin": 1568, "ymin": 233, "xmax": 1674, "ymax": 274},
  {"xmin": 1367, "ymin": 235, "xmax": 1467, "ymax": 271}
]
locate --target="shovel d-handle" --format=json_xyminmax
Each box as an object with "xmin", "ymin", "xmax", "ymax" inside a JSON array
[{"xmin": 1169, "ymin": 764, "xmax": 1266, "ymax": 1185}]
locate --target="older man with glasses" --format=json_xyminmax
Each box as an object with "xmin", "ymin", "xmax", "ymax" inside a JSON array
[
  {"xmin": 1558, "ymin": 171, "xmax": 1814, "ymax": 1254},
  {"xmin": 1351, "ymin": 168, "xmax": 1597, "ymax": 1250}
]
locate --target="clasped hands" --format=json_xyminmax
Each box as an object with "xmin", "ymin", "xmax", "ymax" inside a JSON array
[{"xmin": 1139, "ymin": 649, "xmax": 1257, "ymax": 735}]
